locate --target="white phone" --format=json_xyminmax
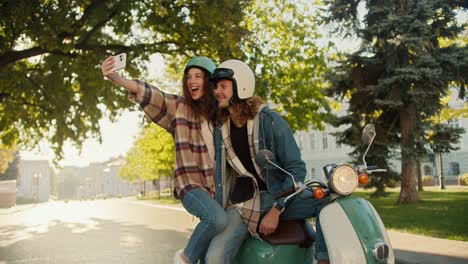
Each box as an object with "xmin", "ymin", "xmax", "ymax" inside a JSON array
[{"xmin": 112, "ymin": 53, "xmax": 126, "ymax": 72}]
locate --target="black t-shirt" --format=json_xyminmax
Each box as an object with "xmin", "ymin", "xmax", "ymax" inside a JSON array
[{"xmin": 230, "ymin": 119, "xmax": 267, "ymax": 190}]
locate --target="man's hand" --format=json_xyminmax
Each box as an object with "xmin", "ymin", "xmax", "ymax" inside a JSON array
[{"xmin": 259, "ymin": 206, "xmax": 281, "ymax": 235}]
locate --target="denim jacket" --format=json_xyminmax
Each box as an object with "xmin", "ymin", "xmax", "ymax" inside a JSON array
[{"xmin": 214, "ymin": 106, "xmax": 306, "ymax": 211}]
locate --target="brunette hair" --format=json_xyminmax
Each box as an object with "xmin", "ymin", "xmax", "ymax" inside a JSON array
[{"xmin": 182, "ymin": 67, "xmax": 218, "ymax": 122}]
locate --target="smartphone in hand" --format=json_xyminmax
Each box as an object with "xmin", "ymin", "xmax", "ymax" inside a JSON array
[{"xmin": 112, "ymin": 53, "xmax": 126, "ymax": 72}]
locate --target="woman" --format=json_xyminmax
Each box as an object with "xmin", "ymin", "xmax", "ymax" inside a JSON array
[{"xmin": 101, "ymin": 55, "xmax": 227, "ymax": 264}]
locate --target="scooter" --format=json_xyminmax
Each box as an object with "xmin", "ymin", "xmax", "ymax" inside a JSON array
[{"xmin": 233, "ymin": 124, "xmax": 395, "ymax": 264}]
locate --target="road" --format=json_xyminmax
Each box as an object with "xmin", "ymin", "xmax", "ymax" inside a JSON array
[
  {"xmin": 2, "ymin": 198, "xmax": 467, "ymax": 264},
  {"xmin": 0, "ymin": 198, "xmax": 197, "ymax": 264}
]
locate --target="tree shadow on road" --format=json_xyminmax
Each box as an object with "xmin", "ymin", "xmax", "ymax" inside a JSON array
[{"xmin": 0, "ymin": 217, "xmax": 191, "ymax": 263}]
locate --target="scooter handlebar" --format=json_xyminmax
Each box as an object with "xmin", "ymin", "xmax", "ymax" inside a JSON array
[{"xmin": 366, "ymin": 165, "xmax": 387, "ymax": 174}]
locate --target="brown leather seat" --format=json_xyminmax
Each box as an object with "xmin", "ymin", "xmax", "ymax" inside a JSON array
[{"xmin": 259, "ymin": 220, "xmax": 316, "ymax": 248}]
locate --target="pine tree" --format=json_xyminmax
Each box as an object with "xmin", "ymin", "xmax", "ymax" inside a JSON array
[{"xmin": 324, "ymin": 1, "xmax": 467, "ymax": 203}]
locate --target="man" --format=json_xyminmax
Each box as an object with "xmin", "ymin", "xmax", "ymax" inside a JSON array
[{"xmin": 204, "ymin": 59, "xmax": 330, "ymax": 264}]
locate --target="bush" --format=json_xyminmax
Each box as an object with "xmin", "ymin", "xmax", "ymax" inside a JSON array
[
  {"xmin": 386, "ymin": 178, "xmax": 399, "ymax": 188},
  {"xmin": 459, "ymin": 173, "xmax": 468, "ymax": 186},
  {"xmin": 422, "ymin": 176, "xmax": 435, "ymax": 186}
]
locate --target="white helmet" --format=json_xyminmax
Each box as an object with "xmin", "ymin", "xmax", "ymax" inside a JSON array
[{"xmin": 211, "ymin": 59, "xmax": 255, "ymax": 100}]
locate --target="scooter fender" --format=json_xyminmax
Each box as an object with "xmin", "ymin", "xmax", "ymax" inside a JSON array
[
  {"xmin": 233, "ymin": 238, "xmax": 314, "ymax": 264},
  {"xmin": 320, "ymin": 196, "xmax": 394, "ymax": 264}
]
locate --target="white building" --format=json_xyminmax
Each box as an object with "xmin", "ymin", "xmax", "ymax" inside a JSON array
[
  {"xmin": 56, "ymin": 157, "xmax": 154, "ymax": 200},
  {"xmin": 296, "ymin": 92, "xmax": 467, "ymax": 184},
  {"xmin": 296, "ymin": 125, "xmax": 354, "ymax": 182},
  {"xmin": 17, "ymin": 160, "xmax": 52, "ymax": 202},
  {"xmin": 101, "ymin": 157, "xmax": 142, "ymax": 197},
  {"xmin": 435, "ymin": 92, "xmax": 468, "ymax": 183}
]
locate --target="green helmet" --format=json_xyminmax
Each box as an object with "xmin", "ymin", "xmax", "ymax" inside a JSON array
[{"xmin": 184, "ymin": 56, "xmax": 216, "ymax": 76}]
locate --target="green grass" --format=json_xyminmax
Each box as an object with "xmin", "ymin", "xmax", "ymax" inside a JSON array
[
  {"xmin": 137, "ymin": 192, "xmax": 180, "ymax": 204},
  {"xmin": 136, "ymin": 186, "xmax": 468, "ymax": 241},
  {"xmin": 354, "ymin": 186, "xmax": 468, "ymax": 241}
]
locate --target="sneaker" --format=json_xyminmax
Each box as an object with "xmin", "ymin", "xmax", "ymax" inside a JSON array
[{"xmin": 173, "ymin": 249, "xmax": 186, "ymax": 264}]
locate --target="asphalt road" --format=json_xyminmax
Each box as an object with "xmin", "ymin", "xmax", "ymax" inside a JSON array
[
  {"xmin": 0, "ymin": 198, "xmax": 197, "ymax": 264},
  {"xmin": 2, "ymin": 198, "xmax": 467, "ymax": 264}
]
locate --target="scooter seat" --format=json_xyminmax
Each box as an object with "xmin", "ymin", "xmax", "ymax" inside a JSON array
[{"xmin": 259, "ymin": 220, "xmax": 315, "ymax": 248}]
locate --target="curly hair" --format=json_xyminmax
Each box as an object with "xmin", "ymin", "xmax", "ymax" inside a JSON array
[{"xmin": 217, "ymin": 96, "xmax": 265, "ymax": 126}]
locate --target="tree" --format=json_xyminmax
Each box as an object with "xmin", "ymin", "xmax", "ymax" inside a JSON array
[
  {"xmin": 118, "ymin": 123, "xmax": 175, "ymax": 195},
  {"xmin": 240, "ymin": 0, "xmax": 332, "ymax": 131},
  {"xmin": 0, "ymin": 144, "xmax": 16, "ymax": 174},
  {"xmin": 0, "ymin": 0, "xmax": 251, "ymax": 160},
  {"xmin": 0, "ymin": 151, "xmax": 19, "ymax": 181},
  {"xmin": 426, "ymin": 94, "xmax": 467, "ymax": 189},
  {"xmin": 2, "ymin": 0, "xmax": 332, "ymax": 163},
  {"xmin": 160, "ymin": 0, "xmax": 332, "ymax": 131},
  {"xmin": 323, "ymin": 1, "xmax": 467, "ymax": 203}
]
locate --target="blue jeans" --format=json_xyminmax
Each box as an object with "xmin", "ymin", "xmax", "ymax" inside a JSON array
[
  {"xmin": 205, "ymin": 190, "xmax": 330, "ymax": 262},
  {"xmin": 204, "ymin": 208, "xmax": 249, "ymax": 264},
  {"xmin": 182, "ymin": 188, "xmax": 228, "ymax": 264}
]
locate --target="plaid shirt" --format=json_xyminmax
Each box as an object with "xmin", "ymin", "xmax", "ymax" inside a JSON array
[
  {"xmin": 220, "ymin": 118, "xmax": 263, "ymax": 235},
  {"xmin": 129, "ymin": 80, "xmax": 215, "ymax": 199}
]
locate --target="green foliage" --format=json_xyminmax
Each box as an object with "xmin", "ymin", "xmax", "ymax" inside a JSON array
[
  {"xmin": 0, "ymin": 151, "xmax": 19, "ymax": 181},
  {"xmin": 242, "ymin": 0, "xmax": 331, "ymax": 131},
  {"xmin": 0, "ymin": 0, "xmax": 252, "ymax": 160},
  {"xmin": 164, "ymin": 0, "xmax": 332, "ymax": 132},
  {"xmin": 323, "ymin": 1, "xmax": 467, "ymax": 201},
  {"xmin": 1, "ymin": 0, "xmax": 332, "ymax": 161},
  {"xmin": 0, "ymin": 144, "xmax": 16, "ymax": 174},
  {"xmin": 426, "ymin": 123, "xmax": 465, "ymax": 153},
  {"xmin": 459, "ymin": 173, "xmax": 468, "ymax": 186},
  {"xmin": 426, "ymin": 95, "xmax": 467, "ymax": 153},
  {"xmin": 119, "ymin": 124, "xmax": 175, "ymax": 182},
  {"xmin": 0, "ymin": 0, "xmax": 146, "ymax": 160}
]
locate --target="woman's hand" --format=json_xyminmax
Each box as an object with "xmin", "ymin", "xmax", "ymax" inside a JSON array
[
  {"xmin": 101, "ymin": 56, "xmax": 119, "ymax": 80},
  {"xmin": 100, "ymin": 56, "xmax": 138, "ymax": 94}
]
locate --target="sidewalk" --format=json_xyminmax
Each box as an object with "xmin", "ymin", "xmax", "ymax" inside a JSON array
[{"xmin": 389, "ymin": 231, "xmax": 468, "ymax": 264}]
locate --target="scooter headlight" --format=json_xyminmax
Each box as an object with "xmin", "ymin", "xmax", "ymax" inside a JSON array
[{"xmin": 330, "ymin": 165, "xmax": 358, "ymax": 195}]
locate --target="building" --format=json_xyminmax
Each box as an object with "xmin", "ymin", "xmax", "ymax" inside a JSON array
[
  {"xmin": 296, "ymin": 125, "xmax": 355, "ymax": 182},
  {"xmin": 296, "ymin": 92, "xmax": 467, "ymax": 185},
  {"xmin": 55, "ymin": 157, "xmax": 156, "ymax": 200},
  {"xmin": 433, "ymin": 92, "xmax": 468, "ymax": 184},
  {"xmin": 17, "ymin": 160, "xmax": 52, "ymax": 202}
]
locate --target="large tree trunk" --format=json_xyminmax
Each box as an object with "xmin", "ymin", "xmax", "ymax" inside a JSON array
[{"xmin": 398, "ymin": 103, "xmax": 419, "ymax": 203}]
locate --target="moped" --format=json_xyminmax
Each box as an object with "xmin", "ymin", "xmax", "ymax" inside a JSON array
[{"xmin": 234, "ymin": 124, "xmax": 395, "ymax": 264}]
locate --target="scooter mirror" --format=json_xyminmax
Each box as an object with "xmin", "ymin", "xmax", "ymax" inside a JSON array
[
  {"xmin": 256, "ymin": 149, "xmax": 300, "ymax": 190},
  {"xmin": 362, "ymin": 124, "xmax": 376, "ymax": 145},
  {"xmin": 255, "ymin": 149, "xmax": 276, "ymax": 167}
]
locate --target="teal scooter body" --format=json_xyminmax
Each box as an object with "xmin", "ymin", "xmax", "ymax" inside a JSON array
[
  {"xmin": 320, "ymin": 195, "xmax": 394, "ymax": 263},
  {"xmin": 233, "ymin": 237, "xmax": 313, "ymax": 264},
  {"xmin": 232, "ymin": 195, "xmax": 394, "ymax": 264}
]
